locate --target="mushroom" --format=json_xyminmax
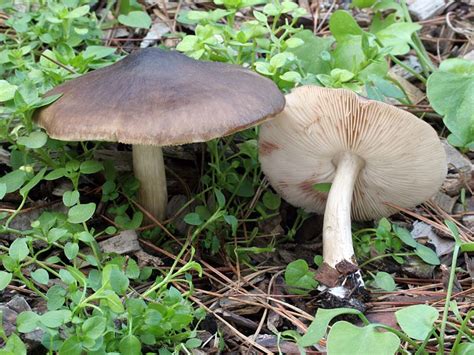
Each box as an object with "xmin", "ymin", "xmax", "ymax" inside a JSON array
[
  {"xmin": 35, "ymin": 48, "xmax": 285, "ymax": 221},
  {"xmin": 259, "ymin": 85, "xmax": 446, "ymax": 304}
]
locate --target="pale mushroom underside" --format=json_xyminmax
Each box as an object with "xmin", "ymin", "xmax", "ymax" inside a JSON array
[{"xmin": 259, "ymin": 86, "xmax": 447, "ymax": 221}]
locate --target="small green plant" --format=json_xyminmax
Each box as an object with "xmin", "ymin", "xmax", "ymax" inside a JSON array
[
  {"xmin": 0, "ymin": 0, "xmax": 471, "ymax": 353},
  {"xmin": 354, "ymin": 218, "xmax": 440, "ymax": 267},
  {"xmin": 427, "ymin": 58, "xmax": 474, "ymax": 150},
  {"xmin": 175, "ymin": 0, "xmax": 421, "ymax": 101},
  {"xmin": 0, "ymin": 0, "xmax": 206, "ymax": 352},
  {"xmin": 282, "ymin": 221, "xmax": 474, "ymax": 354},
  {"xmin": 371, "ymin": 271, "xmax": 396, "ymax": 291},
  {"xmin": 284, "ymin": 259, "xmax": 318, "ymax": 295},
  {"xmin": 0, "ymin": 227, "xmax": 204, "ymax": 353}
]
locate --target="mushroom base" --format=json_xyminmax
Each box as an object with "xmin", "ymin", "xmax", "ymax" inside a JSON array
[{"xmin": 315, "ymin": 261, "xmax": 369, "ymax": 312}]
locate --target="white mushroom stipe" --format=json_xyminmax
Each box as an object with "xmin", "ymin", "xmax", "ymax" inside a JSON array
[
  {"xmin": 323, "ymin": 152, "xmax": 364, "ymax": 268},
  {"xmin": 259, "ymin": 86, "xmax": 446, "ymax": 306},
  {"xmin": 132, "ymin": 145, "xmax": 167, "ymax": 221}
]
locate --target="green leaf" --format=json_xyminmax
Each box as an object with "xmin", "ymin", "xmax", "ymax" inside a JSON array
[
  {"xmin": 232, "ymin": 177, "xmax": 255, "ymax": 197},
  {"xmin": 103, "ymin": 291, "xmax": 125, "ymax": 313},
  {"xmin": 63, "ymin": 190, "xmax": 80, "ymax": 207},
  {"xmin": 59, "ymin": 269, "xmax": 76, "ymax": 285},
  {"xmin": 224, "ymin": 214, "xmax": 238, "ymax": 236},
  {"xmin": 2, "ymin": 256, "xmax": 16, "ymax": 272},
  {"xmin": 368, "ymin": 76, "xmax": 405, "ymax": 99},
  {"xmin": 352, "ymin": 0, "xmax": 377, "ymax": 8},
  {"xmin": 375, "ymin": 22, "xmax": 421, "ymax": 55},
  {"xmin": 0, "ymin": 271, "xmax": 12, "ymax": 290},
  {"xmin": 80, "ymin": 160, "xmax": 103, "ymax": 174},
  {"xmin": 39, "ymin": 310, "xmax": 72, "ymax": 328},
  {"xmin": 280, "ymin": 71, "xmax": 302, "ymax": 83},
  {"xmin": 456, "ymin": 342, "xmax": 474, "ymax": 355},
  {"xmin": 375, "ymin": 217, "xmax": 391, "ymax": 239},
  {"xmin": 331, "ymin": 68, "xmax": 354, "ymax": 82},
  {"xmin": 47, "ymin": 228, "xmax": 68, "ymax": 243},
  {"xmin": 64, "ymin": 242, "xmax": 79, "ymax": 260},
  {"xmin": 255, "ymin": 62, "xmax": 273, "ymax": 76},
  {"xmin": 460, "ymin": 242, "xmax": 474, "ymax": 252},
  {"xmin": 393, "ymin": 225, "xmax": 417, "ymax": 247},
  {"xmin": 415, "ymin": 244, "xmax": 440, "ymax": 265},
  {"xmin": 262, "ymin": 191, "xmax": 281, "ymax": 210},
  {"xmin": 373, "ymin": 271, "xmax": 396, "ymax": 291},
  {"xmin": 0, "ymin": 170, "xmax": 26, "ymax": 193},
  {"xmin": 438, "ymin": 58, "xmax": 474, "ymax": 74},
  {"xmin": 176, "ymin": 35, "xmax": 199, "ymax": 52},
  {"xmin": 0, "ymin": 80, "xmax": 17, "ymax": 102},
  {"xmin": 253, "ymin": 10, "xmax": 267, "ymax": 23},
  {"xmin": 35, "ymin": 93, "xmax": 62, "ymax": 108},
  {"xmin": 77, "ymin": 231, "xmax": 94, "ymax": 243},
  {"xmin": 9, "ymin": 238, "xmax": 29, "ymax": 262},
  {"xmin": 58, "ymin": 336, "xmax": 83, "ymax": 355},
  {"xmin": 125, "ymin": 259, "xmax": 140, "ymax": 279},
  {"xmin": 66, "ymin": 266, "xmax": 87, "ymax": 286},
  {"xmin": 16, "ymin": 131, "xmax": 48, "ymax": 149},
  {"xmin": 427, "ymin": 59, "xmax": 474, "ymax": 148},
  {"xmin": 395, "ymin": 305, "xmax": 439, "ymax": 340},
  {"xmin": 2, "ymin": 334, "xmax": 27, "ymax": 355},
  {"xmin": 83, "ymin": 46, "xmax": 116, "ymax": 59},
  {"xmin": 214, "ymin": 188, "xmax": 226, "ymax": 208},
  {"xmin": 185, "ymin": 338, "xmax": 202, "ymax": 349},
  {"xmin": 82, "ymin": 316, "xmax": 106, "ymax": 339},
  {"xmin": 31, "ymin": 268, "xmax": 49, "ymax": 285},
  {"xmin": 20, "ymin": 167, "xmax": 46, "ymax": 197},
  {"xmin": 110, "ymin": 268, "xmax": 129, "ymax": 295},
  {"xmin": 66, "ymin": 5, "xmax": 90, "ymax": 18},
  {"xmin": 44, "ymin": 168, "xmax": 66, "ymax": 181},
  {"xmin": 67, "ymin": 203, "xmax": 96, "ymax": 224},
  {"xmin": 16, "ymin": 311, "xmax": 40, "ymax": 333},
  {"xmin": 119, "ymin": 334, "xmax": 142, "ymax": 355},
  {"xmin": 269, "ymin": 53, "xmax": 289, "ymax": 68},
  {"xmin": 313, "ymin": 255, "xmax": 323, "ymax": 266},
  {"xmin": 285, "ymin": 37, "xmax": 304, "ymax": 48},
  {"xmin": 184, "ymin": 212, "xmax": 203, "ymax": 226},
  {"xmin": 46, "ymin": 285, "xmax": 66, "ymax": 311},
  {"xmin": 329, "ymin": 10, "xmax": 364, "ymax": 42},
  {"xmin": 312, "ymin": 182, "xmax": 332, "ymax": 192},
  {"xmin": 299, "ymin": 308, "xmax": 365, "ymax": 347},
  {"xmin": 444, "ymin": 219, "xmax": 461, "ymax": 244},
  {"xmin": 281, "ymin": 1, "xmax": 299, "ymax": 13},
  {"xmin": 0, "ymin": 183, "xmax": 6, "ymax": 199},
  {"xmin": 195, "ymin": 205, "xmax": 211, "ymax": 220},
  {"xmin": 118, "ymin": 11, "xmax": 152, "ymax": 29},
  {"xmin": 288, "ymin": 30, "xmax": 332, "ymax": 75},
  {"xmin": 327, "ymin": 321, "xmax": 400, "ymax": 355},
  {"xmin": 284, "ymin": 259, "xmax": 317, "ymax": 295}
]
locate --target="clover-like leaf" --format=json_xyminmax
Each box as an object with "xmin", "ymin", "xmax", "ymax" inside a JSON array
[{"xmin": 427, "ymin": 59, "xmax": 474, "ymax": 149}]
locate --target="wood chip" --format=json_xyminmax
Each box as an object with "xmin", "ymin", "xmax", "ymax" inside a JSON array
[
  {"xmin": 388, "ymin": 71, "xmax": 425, "ymax": 104},
  {"xmin": 134, "ymin": 249, "xmax": 164, "ymax": 267},
  {"xmin": 141, "ymin": 21, "xmax": 171, "ymax": 48},
  {"xmin": 99, "ymin": 230, "xmax": 141, "ymax": 254},
  {"xmin": 432, "ymin": 191, "xmax": 458, "ymax": 214},
  {"xmin": 407, "ymin": 0, "xmax": 447, "ymax": 20}
]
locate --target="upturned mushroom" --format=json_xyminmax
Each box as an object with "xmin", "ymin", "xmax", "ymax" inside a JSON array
[
  {"xmin": 259, "ymin": 85, "xmax": 446, "ymax": 305},
  {"xmin": 35, "ymin": 48, "xmax": 285, "ymax": 221}
]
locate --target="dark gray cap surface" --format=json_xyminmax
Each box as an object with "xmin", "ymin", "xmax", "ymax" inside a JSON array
[{"xmin": 35, "ymin": 48, "xmax": 285, "ymax": 145}]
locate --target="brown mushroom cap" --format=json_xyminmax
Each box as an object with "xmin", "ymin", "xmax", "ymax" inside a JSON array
[
  {"xmin": 259, "ymin": 85, "xmax": 447, "ymax": 221},
  {"xmin": 35, "ymin": 48, "xmax": 285, "ymax": 145}
]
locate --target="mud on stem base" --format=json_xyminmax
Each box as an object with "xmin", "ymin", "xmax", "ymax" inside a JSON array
[{"xmin": 315, "ymin": 261, "xmax": 369, "ymax": 312}]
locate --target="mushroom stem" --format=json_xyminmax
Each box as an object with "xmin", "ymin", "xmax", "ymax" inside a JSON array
[
  {"xmin": 323, "ymin": 151, "xmax": 365, "ymax": 268},
  {"xmin": 132, "ymin": 145, "xmax": 167, "ymax": 221}
]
